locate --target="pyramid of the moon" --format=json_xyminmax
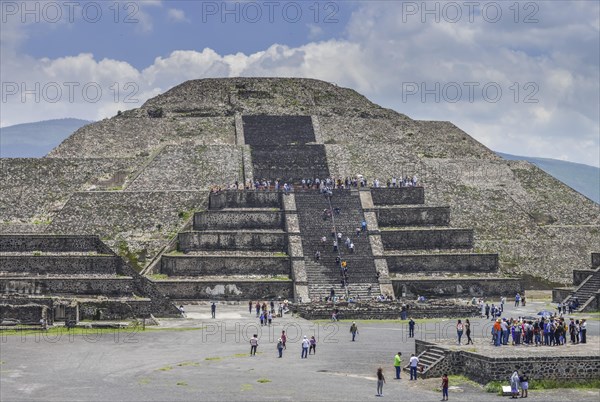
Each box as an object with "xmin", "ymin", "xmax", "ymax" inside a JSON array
[{"xmin": 1, "ymin": 78, "xmax": 597, "ymax": 304}]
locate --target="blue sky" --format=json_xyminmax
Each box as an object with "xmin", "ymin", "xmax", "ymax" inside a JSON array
[{"xmin": 1, "ymin": 0, "xmax": 599, "ymax": 167}]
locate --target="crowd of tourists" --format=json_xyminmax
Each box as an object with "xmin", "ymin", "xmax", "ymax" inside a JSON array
[
  {"xmin": 489, "ymin": 316, "xmax": 587, "ymax": 347},
  {"xmin": 210, "ymin": 174, "xmax": 422, "ymax": 193}
]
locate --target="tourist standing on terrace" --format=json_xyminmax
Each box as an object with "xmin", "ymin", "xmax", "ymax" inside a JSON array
[
  {"xmin": 211, "ymin": 302, "xmax": 216, "ymax": 318},
  {"xmin": 281, "ymin": 330, "xmax": 287, "ymax": 349},
  {"xmin": 515, "ymin": 293, "xmax": 521, "ymax": 307},
  {"xmin": 250, "ymin": 335, "xmax": 259, "ymax": 356},
  {"xmin": 301, "ymin": 336, "xmax": 310, "ymax": 358},
  {"xmin": 465, "ymin": 319, "xmax": 473, "ymax": 345},
  {"xmin": 510, "ymin": 371, "xmax": 520, "ymax": 398},
  {"xmin": 456, "ymin": 320, "xmax": 464, "ymax": 345},
  {"xmin": 409, "ymin": 354, "xmax": 419, "ymax": 380},
  {"xmin": 394, "ymin": 352, "xmax": 402, "ymax": 379},
  {"xmin": 277, "ymin": 338, "xmax": 284, "ymax": 358},
  {"xmin": 408, "ymin": 318, "xmax": 415, "ymax": 338},
  {"xmin": 441, "ymin": 373, "xmax": 449, "ymax": 401},
  {"xmin": 350, "ymin": 322, "xmax": 359, "ymax": 341},
  {"xmin": 376, "ymin": 367, "xmax": 386, "ymax": 397}
]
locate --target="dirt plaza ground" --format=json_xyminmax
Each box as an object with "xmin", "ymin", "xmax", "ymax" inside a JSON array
[{"xmin": 1, "ymin": 296, "xmax": 599, "ymax": 401}]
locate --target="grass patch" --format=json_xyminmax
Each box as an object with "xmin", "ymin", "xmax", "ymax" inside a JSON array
[
  {"xmin": 241, "ymin": 383, "xmax": 253, "ymax": 391},
  {"xmin": 485, "ymin": 379, "xmax": 600, "ymax": 394},
  {"xmin": 233, "ymin": 353, "xmax": 249, "ymax": 358},
  {"xmin": 148, "ymin": 274, "xmax": 169, "ymax": 280},
  {"xmin": 257, "ymin": 378, "xmax": 271, "ymax": 384},
  {"xmin": 157, "ymin": 366, "xmax": 173, "ymax": 372},
  {"xmin": 204, "ymin": 357, "xmax": 222, "ymax": 361},
  {"xmin": 484, "ymin": 381, "xmax": 503, "ymax": 394},
  {"xmin": 138, "ymin": 377, "xmax": 151, "ymax": 385},
  {"xmin": 176, "ymin": 381, "xmax": 188, "ymax": 386},
  {"xmin": 266, "ymin": 276, "xmax": 291, "ymax": 281},
  {"xmin": 528, "ymin": 379, "xmax": 600, "ymax": 390},
  {"xmin": 177, "ymin": 361, "xmax": 200, "ymax": 367}
]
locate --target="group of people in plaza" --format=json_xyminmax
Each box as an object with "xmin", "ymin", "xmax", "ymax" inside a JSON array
[{"xmin": 249, "ymin": 300, "xmax": 290, "ymax": 326}]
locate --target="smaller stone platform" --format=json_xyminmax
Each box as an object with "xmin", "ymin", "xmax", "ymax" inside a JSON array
[{"xmin": 411, "ymin": 338, "xmax": 600, "ymax": 384}]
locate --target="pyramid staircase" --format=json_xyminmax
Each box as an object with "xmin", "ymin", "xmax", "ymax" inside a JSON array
[
  {"xmin": 294, "ymin": 190, "xmax": 379, "ymax": 300},
  {"xmin": 403, "ymin": 345, "xmax": 448, "ymax": 378},
  {"xmin": 562, "ymin": 253, "xmax": 600, "ymax": 312}
]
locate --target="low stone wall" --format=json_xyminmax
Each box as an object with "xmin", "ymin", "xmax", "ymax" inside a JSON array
[
  {"xmin": 178, "ymin": 231, "xmax": 288, "ymax": 252},
  {"xmin": 415, "ymin": 340, "xmax": 600, "ymax": 383},
  {"xmin": 293, "ymin": 301, "xmax": 480, "ymax": 320},
  {"xmin": 0, "ymin": 235, "xmax": 110, "ymax": 254},
  {"xmin": 552, "ymin": 287, "xmax": 573, "ymax": 303},
  {"xmin": 193, "ymin": 211, "xmax": 285, "ymax": 230},
  {"xmin": 392, "ymin": 278, "xmax": 523, "ymax": 297},
  {"xmin": 0, "ymin": 255, "xmax": 122, "ymax": 275},
  {"xmin": 78, "ymin": 299, "xmax": 154, "ymax": 320},
  {"xmin": 370, "ymin": 187, "xmax": 425, "ymax": 205},
  {"xmin": 386, "ymin": 254, "xmax": 498, "ymax": 274},
  {"xmin": 160, "ymin": 255, "xmax": 291, "ymax": 277},
  {"xmin": 153, "ymin": 280, "xmax": 293, "ymax": 300},
  {"xmin": 381, "ymin": 229, "xmax": 473, "ymax": 250},
  {"xmin": 209, "ymin": 191, "xmax": 282, "ymax": 209},
  {"xmin": 0, "ymin": 277, "xmax": 135, "ymax": 297},
  {"xmin": 0, "ymin": 303, "xmax": 49, "ymax": 325},
  {"xmin": 377, "ymin": 207, "xmax": 450, "ymax": 226},
  {"xmin": 592, "ymin": 253, "xmax": 600, "ymax": 268}
]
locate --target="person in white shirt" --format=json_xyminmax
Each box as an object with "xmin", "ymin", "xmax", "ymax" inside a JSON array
[{"xmin": 409, "ymin": 353, "xmax": 419, "ymax": 380}]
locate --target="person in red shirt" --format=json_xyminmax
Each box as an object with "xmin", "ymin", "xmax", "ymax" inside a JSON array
[{"xmin": 441, "ymin": 373, "xmax": 449, "ymax": 400}]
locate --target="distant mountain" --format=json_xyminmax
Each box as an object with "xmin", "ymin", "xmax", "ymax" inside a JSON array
[
  {"xmin": 497, "ymin": 152, "xmax": 600, "ymax": 204},
  {"xmin": 0, "ymin": 118, "xmax": 92, "ymax": 158}
]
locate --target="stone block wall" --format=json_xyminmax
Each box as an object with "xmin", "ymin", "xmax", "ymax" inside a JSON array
[
  {"xmin": 573, "ymin": 269, "xmax": 595, "ymax": 286},
  {"xmin": 381, "ymin": 229, "xmax": 473, "ymax": 250},
  {"xmin": 0, "ymin": 278, "xmax": 135, "ymax": 297},
  {"xmin": 153, "ymin": 280, "xmax": 293, "ymax": 300},
  {"xmin": 377, "ymin": 206, "xmax": 450, "ymax": 226},
  {"xmin": 0, "ymin": 255, "xmax": 122, "ymax": 275},
  {"xmin": 78, "ymin": 299, "xmax": 154, "ymax": 320},
  {"xmin": 0, "ymin": 303, "xmax": 48, "ymax": 325},
  {"xmin": 592, "ymin": 253, "xmax": 600, "ymax": 268},
  {"xmin": 193, "ymin": 211, "xmax": 285, "ymax": 230},
  {"xmin": 392, "ymin": 278, "xmax": 523, "ymax": 297},
  {"xmin": 178, "ymin": 231, "xmax": 287, "ymax": 252},
  {"xmin": 209, "ymin": 191, "xmax": 282, "ymax": 209},
  {"xmin": 0, "ymin": 235, "xmax": 112, "ymax": 254},
  {"xmin": 370, "ymin": 188, "xmax": 425, "ymax": 205},
  {"xmin": 160, "ymin": 255, "xmax": 291, "ymax": 277},
  {"xmin": 552, "ymin": 287, "xmax": 573, "ymax": 303},
  {"xmin": 386, "ymin": 254, "xmax": 498, "ymax": 274},
  {"xmin": 293, "ymin": 301, "xmax": 480, "ymax": 320}
]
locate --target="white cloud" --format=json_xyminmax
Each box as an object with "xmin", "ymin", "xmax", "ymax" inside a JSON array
[
  {"xmin": 1, "ymin": 1, "xmax": 598, "ymax": 167},
  {"xmin": 167, "ymin": 8, "xmax": 189, "ymax": 23}
]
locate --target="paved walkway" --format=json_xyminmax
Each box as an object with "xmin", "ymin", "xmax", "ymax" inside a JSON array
[{"xmin": 1, "ymin": 299, "xmax": 599, "ymax": 401}]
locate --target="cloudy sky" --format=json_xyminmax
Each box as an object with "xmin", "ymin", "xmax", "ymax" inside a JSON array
[{"xmin": 1, "ymin": 0, "xmax": 598, "ymax": 166}]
